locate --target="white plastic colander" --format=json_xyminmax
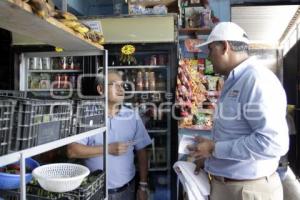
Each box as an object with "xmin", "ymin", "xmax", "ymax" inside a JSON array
[{"xmin": 32, "ymin": 163, "xmax": 90, "ymax": 193}]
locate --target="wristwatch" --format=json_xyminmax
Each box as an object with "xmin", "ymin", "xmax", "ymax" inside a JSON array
[{"xmin": 139, "ymin": 181, "xmax": 148, "ymax": 192}]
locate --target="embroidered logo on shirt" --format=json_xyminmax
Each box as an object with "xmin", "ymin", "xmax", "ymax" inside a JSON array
[{"xmin": 228, "ymin": 90, "xmax": 239, "ymax": 98}]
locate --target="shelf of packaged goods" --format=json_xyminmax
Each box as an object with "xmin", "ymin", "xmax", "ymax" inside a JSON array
[
  {"xmin": 124, "ymin": 91, "xmax": 167, "ymax": 94},
  {"xmin": 28, "ymin": 70, "xmax": 83, "ymax": 73},
  {"xmin": 197, "ymin": 109, "xmax": 214, "ymax": 114},
  {"xmin": 0, "ymin": 0, "xmax": 103, "ymax": 51},
  {"xmin": 108, "ymin": 65, "xmax": 168, "ymax": 69},
  {"xmin": 0, "ymin": 127, "xmax": 106, "ymax": 167},
  {"xmin": 206, "ymin": 90, "xmax": 220, "ymax": 96},
  {"xmin": 179, "ymin": 27, "xmax": 212, "ymax": 34}
]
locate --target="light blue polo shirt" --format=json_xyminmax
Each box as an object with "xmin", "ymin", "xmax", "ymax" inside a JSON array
[
  {"xmin": 77, "ymin": 106, "xmax": 152, "ymax": 189},
  {"xmin": 205, "ymin": 56, "xmax": 289, "ymax": 180}
]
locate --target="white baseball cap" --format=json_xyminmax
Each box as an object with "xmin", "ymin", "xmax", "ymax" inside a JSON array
[{"xmin": 196, "ymin": 22, "xmax": 249, "ymax": 47}]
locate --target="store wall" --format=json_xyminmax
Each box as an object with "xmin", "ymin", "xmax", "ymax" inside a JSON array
[
  {"xmin": 53, "ymin": 0, "xmax": 85, "ymax": 15},
  {"xmin": 210, "ymin": 0, "xmax": 231, "ymax": 21}
]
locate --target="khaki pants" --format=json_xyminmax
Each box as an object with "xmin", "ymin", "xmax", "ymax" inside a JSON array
[{"xmin": 210, "ymin": 173, "xmax": 283, "ymax": 200}]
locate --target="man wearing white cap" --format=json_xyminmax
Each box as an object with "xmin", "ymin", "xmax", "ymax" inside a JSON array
[{"xmin": 188, "ymin": 22, "xmax": 289, "ymax": 200}]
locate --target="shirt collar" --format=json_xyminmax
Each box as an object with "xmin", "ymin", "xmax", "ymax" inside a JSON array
[
  {"xmin": 113, "ymin": 105, "xmax": 135, "ymax": 118},
  {"xmin": 229, "ymin": 56, "xmax": 256, "ymax": 81}
]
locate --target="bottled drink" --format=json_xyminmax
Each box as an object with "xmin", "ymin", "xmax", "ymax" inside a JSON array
[
  {"xmin": 136, "ymin": 71, "xmax": 143, "ymax": 91},
  {"xmin": 123, "ymin": 69, "xmax": 132, "ymax": 91},
  {"xmin": 156, "ymin": 73, "xmax": 165, "ymax": 91},
  {"xmin": 144, "ymin": 71, "xmax": 149, "ymax": 91},
  {"xmin": 149, "ymin": 71, "xmax": 156, "ymax": 91}
]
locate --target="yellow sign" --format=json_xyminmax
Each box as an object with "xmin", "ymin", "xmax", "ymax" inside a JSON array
[{"xmin": 121, "ymin": 45, "xmax": 135, "ymax": 55}]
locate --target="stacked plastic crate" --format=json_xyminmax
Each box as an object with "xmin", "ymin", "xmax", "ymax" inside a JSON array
[
  {"xmin": 72, "ymin": 99, "xmax": 105, "ymax": 135},
  {"xmin": 0, "ymin": 98, "xmax": 16, "ymax": 156},
  {"xmin": 10, "ymin": 99, "xmax": 73, "ymax": 151}
]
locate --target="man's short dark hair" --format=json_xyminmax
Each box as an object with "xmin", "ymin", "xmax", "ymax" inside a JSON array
[
  {"xmin": 94, "ymin": 70, "xmax": 122, "ymax": 88},
  {"xmin": 228, "ymin": 41, "xmax": 249, "ymax": 53},
  {"xmin": 95, "ymin": 74, "xmax": 104, "ymax": 88}
]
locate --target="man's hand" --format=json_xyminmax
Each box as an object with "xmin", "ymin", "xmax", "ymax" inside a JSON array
[
  {"xmin": 108, "ymin": 142, "xmax": 129, "ymax": 156},
  {"xmin": 194, "ymin": 158, "xmax": 205, "ymax": 175},
  {"xmin": 187, "ymin": 136, "xmax": 215, "ymax": 159},
  {"xmin": 137, "ymin": 187, "xmax": 148, "ymax": 200}
]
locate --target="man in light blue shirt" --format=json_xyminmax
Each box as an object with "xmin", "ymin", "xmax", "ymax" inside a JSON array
[
  {"xmin": 67, "ymin": 71, "xmax": 152, "ymax": 200},
  {"xmin": 188, "ymin": 22, "xmax": 289, "ymax": 200}
]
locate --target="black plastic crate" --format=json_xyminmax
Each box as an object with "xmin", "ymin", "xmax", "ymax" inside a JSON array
[
  {"xmin": 0, "ymin": 171, "xmax": 105, "ymax": 200},
  {"xmin": 0, "ymin": 90, "xmax": 27, "ymax": 98},
  {"xmin": 0, "ymin": 98, "xmax": 16, "ymax": 156},
  {"xmin": 10, "ymin": 99, "xmax": 72, "ymax": 151},
  {"xmin": 72, "ymin": 100, "xmax": 105, "ymax": 135}
]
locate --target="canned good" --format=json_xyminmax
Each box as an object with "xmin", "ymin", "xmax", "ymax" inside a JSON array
[
  {"xmin": 136, "ymin": 71, "xmax": 143, "ymax": 91},
  {"xmin": 60, "ymin": 57, "xmax": 67, "ymax": 69},
  {"xmin": 29, "ymin": 57, "xmax": 42, "ymax": 70},
  {"xmin": 41, "ymin": 57, "xmax": 51, "ymax": 70}
]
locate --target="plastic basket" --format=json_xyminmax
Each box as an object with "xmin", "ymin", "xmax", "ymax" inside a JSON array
[
  {"xmin": 9, "ymin": 98, "xmax": 72, "ymax": 151},
  {"xmin": 0, "ymin": 90, "xmax": 27, "ymax": 98},
  {"xmin": 32, "ymin": 163, "xmax": 90, "ymax": 193},
  {"xmin": 0, "ymin": 98, "xmax": 16, "ymax": 156},
  {"xmin": 72, "ymin": 100, "xmax": 105, "ymax": 135},
  {"xmin": 0, "ymin": 158, "xmax": 40, "ymax": 190},
  {"xmin": 0, "ymin": 171, "xmax": 105, "ymax": 200}
]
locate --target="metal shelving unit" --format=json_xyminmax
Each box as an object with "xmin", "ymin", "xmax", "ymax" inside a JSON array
[
  {"xmin": 0, "ymin": 1, "xmax": 108, "ymax": 199},
  {"xmin": 0, "ymin": 128, "xmax": 106, "ymax": 167},
  {"xmin": 0, "ymin": 0, "xmax": 103, "ymax": 51}
]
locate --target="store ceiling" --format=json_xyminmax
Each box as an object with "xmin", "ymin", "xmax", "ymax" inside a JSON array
[{"xmin": 231, "ymin": 5, "xmax": 299, "ymax": 45}]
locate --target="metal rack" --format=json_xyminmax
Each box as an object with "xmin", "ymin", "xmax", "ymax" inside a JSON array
[{"xmin": 0, "ymin": 1, "xmax": 109, "ymax": 197}]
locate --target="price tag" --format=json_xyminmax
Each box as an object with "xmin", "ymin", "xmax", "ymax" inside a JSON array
[{"xmin": 82, "ymin": 20, "xmax": 103, "ymax": 34}]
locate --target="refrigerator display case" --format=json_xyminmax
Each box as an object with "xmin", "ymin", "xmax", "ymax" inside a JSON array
[
  {"xmin": 18, "ymin": 50, "xmax": 106, "ymax": 99},
  {"xmin": 105, "ymin": 43, "xmax": 177, "ymax": 200},
  {"xmin": 0, "ymin": 50, "xmax": 108, "ymax": 200}
]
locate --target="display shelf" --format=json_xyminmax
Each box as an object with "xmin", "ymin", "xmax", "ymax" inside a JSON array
[
  {"xmin": 108, "ymin": 65, "xmax": 168, "ymax": 69},
  {"xmin": 124, "ymin": 91, "xmax": 167, "ymax": 94},
  {"xmin": 29, "ymin": 70, "xmax": 83, "ymax": 73},
  {"xmin": 0, "ymin": 0, "xmax": 103, "ymax": 51},
  {"xmin": 206, "ymin": 90, "xmax": 221, "ymax": 96},
  {"xmin": 0, "ymin": 127, "xmax": 106, "ymax": 167},
  {"xmin": 197, "ymin": 108, "xmax": 214, "ymax": 114},
  {"xmin": 178, "ymin": 27, "xmax": 212, "ymax": 34}
]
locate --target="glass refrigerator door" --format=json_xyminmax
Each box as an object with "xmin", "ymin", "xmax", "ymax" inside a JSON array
[{"xmin": 106, "ymin": 43, "xmax": 176, "ymax": 200}]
